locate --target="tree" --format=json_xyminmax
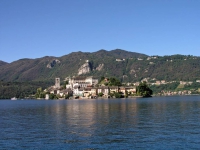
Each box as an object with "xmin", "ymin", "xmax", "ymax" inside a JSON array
[
  {"xmin": 98, "ymin": 92, "xmax": 103, "ymax": 97},
  {"xmin": 49, "ymin": 93, "xmax": 57, "ymax": 99},
  {"xmin": 137, "ymin": 82, "xmax": 153, "ymax": 97},
  {"xmin": 62, "ymin": 80, "xmax": 69, "ymax": 89},
  {"xmin": 35, "ymin": 87, "xmax": 45, "ymax": 98},
  {"xmin": 65, "ymin": 94, "xmax": 70, "ymax": 99},
  {"xmin": 114, "ymin": 92, "xmax": 123, "ymax": 98},
  {"xmin": 99, "ymin": 76, "xmax": 105, "ymax": 83},
  {"xmin": 108, "ymin": 77, "xmax": 121, "ymax": 86}
]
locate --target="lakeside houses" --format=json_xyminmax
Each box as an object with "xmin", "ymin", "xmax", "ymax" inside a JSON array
[
  {"xmin": 158, "ymin": 90, "xmax": 192, "ymax": 96},
  {"xmin": 46, "ymin": 76, "xmax": 136, "ymax": 99},
  {"xmin": 130, "ymin": 78, "xmax": 200, "ymax": 96},
  {"xmin": 44, "ymin": 76, "xmax": 200, "ymax": 99},
  {"xmin": 73, "ymin": 85, "xmax": 136, "ymax": 99},
  {"xmin": 140, "ymin": 79, "xmax": 196, "ymax": 86},
  {"xmin": 119, "ymin": 86, "xmax": 137, "ymax": 95}
]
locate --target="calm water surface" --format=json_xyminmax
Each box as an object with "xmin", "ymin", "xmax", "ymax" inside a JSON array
[{"xmin": 0, "ymin": 96, "xmax": 200, "ymax": 149}]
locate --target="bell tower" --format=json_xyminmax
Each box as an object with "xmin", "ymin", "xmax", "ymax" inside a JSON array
[{"xmin": 55, "ymin": 78, "xmax": 60, "ymax": 88}]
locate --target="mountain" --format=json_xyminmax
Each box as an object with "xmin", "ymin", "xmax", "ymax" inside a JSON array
[
  {"xmin": 0, "ymin": 49, "xmax": 146, "ymax": 82},
  {"xmin": 0, "ymin": 61, "xmax": 8, "ymax": 67},
  {"xmin": 0, "ymin": 49, "xmax": 200, "ymax": 83},
  {"xmin": 93, "ymin": 49, "xmax": 145, "ymax": 58}
]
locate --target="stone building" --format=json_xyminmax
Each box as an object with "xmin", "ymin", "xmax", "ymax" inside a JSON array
[
  {"xmin": 67, "ymin": 76, "xmax": 98, "ymax": 89},
  {"xmin": 55, "ymin": 78, "xmax": 60, "ymax": 88}
]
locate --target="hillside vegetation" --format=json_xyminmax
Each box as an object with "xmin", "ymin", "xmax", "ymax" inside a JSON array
[
  {"xmin": 0, "ymin": 49, "xmax": 200, "ymax": 83},
  {"xmin": 0, "ymin": 61, "xmax": 8, "ymax": 67},
  {"xmin": 1, "ymin": 49, "xmax": 200, "ymax": 98},
  {"xmin": 0, "ymin": 81, "xmax": 53, "ymax": 99}
]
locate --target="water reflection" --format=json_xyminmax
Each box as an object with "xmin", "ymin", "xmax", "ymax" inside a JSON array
[
  {"xmin": 40, "ymin": 97, "xmax": 200, "ymax": 145},
  {"xmin": 1, "ymin": 96, "xmax": 200, "ymax": 149}
]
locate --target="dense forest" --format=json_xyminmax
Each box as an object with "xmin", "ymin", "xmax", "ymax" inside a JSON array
[{"xmin": 0, "ymin": 81, "xmax": 53, "ymax": 99}]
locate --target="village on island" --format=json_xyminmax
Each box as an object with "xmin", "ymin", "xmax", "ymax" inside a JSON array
[
  {"xmin": 40, "ymin": 76, "xmax": 143, "ymax": 100},
  {"xmin": 34, "ymin": 75, "xmax": 200, "ymax": 100}
]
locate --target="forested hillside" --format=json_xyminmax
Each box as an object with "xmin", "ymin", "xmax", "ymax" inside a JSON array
[
  {"xmin": 1, "ymin": 49, "xmax": 200, "ymax": 99},
  {"xmin": 0, "ymin": 49, "xmax": 200, "ymax": 83},
  {"xmin": 0, "ymin": 81, "xmax": 53, "ymax": 99},
  {"xmin": 0, "ymin": 49, "xmax": 146, "ymax": 82},
  {"xmin": 0, "ymin": 61, "xmax": 8, "ymax": 67}
]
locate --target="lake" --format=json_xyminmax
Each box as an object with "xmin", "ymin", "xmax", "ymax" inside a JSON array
[{"xmin": 0, "ymin": 96, "xmax": 200, "ymax": 149}]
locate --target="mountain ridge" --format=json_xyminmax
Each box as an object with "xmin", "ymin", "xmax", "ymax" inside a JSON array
[
  {"xmin": 0, "ymin": 61, "xmax": 8, "ymax": 67},
  {"xmin": 0, "ymin": 49, "xmax": 200, "ymax": 82}
]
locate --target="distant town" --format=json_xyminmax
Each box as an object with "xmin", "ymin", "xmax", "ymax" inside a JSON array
[{"xmin": 143, "ymin": 78, "xmax": 200, "ymax": 96}]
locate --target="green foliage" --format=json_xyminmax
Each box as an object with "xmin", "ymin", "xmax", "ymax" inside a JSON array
[
  {"xmin": 184, "ymin": 82, "xmax": 200, "ymax": 90},
  {"xmin": 65, "ymin": 94, "xmax": 70, "ymax": 99},
  {"xmin": 1, "ymin": 50, "xmax": 200, "ymax": 83},
  {"xmin": 176, "ymin": 84, "xmax": 184, "ymax": 89},
  {"xmin": 150, "ymin": 82, "xmax": 179, "ymax": 94},
  {"xmin": 150, "ymin": 82, "xmax": 200, "ymax": 94},
  {"xmin": 35, "ymin": 87, "xmax": 45, "ymax": 99},
  {"xmin": 98, "ymin": 92, "xmax": 103, "ymax": 97},
  {"xmin": 0, "ymin": 49, "xmax": 147, "ymax": 82},
  {"xmin": 100, "ymin": 77, "xmax": 122, "ymax": 86},
  {"xmin": 99, "ymin": 76, "xmax": 105, "ymax": 83},
  {"xmin": 109, "ymin": 77, "xmax": 122, "ymax": 86},
  {"xmin": 125, "ymin": 91, "xmax": 128, "ymax": 98},
  {"xmin": 0, "ymin": 81, "xmax": 52, "ymax": 99},
  {"xmin": 114, "ymin": 92, "xmax": 123, "ymax": 98},
  {"xmin": 49, "ymin": 93, "xmax": 57, "ymax": 99},
  {"xmin": 137, "ymin": 82, "xmax": 153, "ymax": 97},
  {"xmin": 109, "ymin": 92, "xmax": 114, "ymax": 98},
  {"xmin": 104, "ymin": 82, "xmax": 108, "ymax": 86}
]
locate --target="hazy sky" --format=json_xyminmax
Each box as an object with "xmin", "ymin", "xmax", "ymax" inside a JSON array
[{"xmin": 0, "ymin": 0, "xmax": 200, "ymax": 63}]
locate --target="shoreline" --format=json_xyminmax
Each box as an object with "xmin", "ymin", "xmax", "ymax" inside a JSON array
[{"xmin": 0, "ymin": 94, "xmax": 200, "ymax": 100}]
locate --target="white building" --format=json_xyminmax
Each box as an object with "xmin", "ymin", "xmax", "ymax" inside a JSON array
[
  {"xmin": 66, "ymin": 76, "xmax": 98, "ymax": 96},
  {"xmin": 45, "ymin": 94, "xmax": 49, "ymax": 100},
  {"xmin": 67, "ymin": 76, "xmax": 98, "ymax": 88}
]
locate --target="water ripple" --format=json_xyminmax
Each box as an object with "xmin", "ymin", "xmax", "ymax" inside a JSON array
[{"xmin": 0, "ymin": 96, "xmax": 200, "ymax": 149}]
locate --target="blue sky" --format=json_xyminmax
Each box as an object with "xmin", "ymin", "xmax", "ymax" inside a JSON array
[{"xmin": 0, "ymin": 0, "xmax": 200, "ymax": 63}]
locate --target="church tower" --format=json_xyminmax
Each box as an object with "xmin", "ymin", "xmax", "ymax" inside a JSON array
[{"xmin": 55, "ymin": 78, "xmax": 60, "ymax": 88}]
